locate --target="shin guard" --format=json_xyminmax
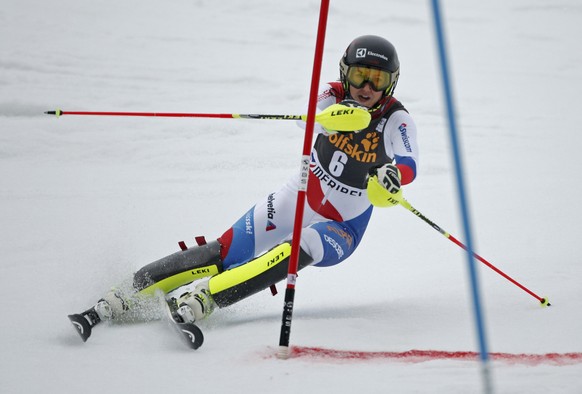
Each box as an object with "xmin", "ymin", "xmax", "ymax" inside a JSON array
[{"xmin": 209, "ymin": 242, "xmax": 313, "ymax": 308}]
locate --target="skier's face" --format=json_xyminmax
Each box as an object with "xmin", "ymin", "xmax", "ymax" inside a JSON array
[{"xmin": 349, "ymin": 83, "xmax": 383, "ymax": 108}]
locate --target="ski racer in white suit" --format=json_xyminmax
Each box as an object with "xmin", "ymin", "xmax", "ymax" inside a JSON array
[{"xmin": 72, "ymin": 35, "xmax": 420, "ymax": 337}]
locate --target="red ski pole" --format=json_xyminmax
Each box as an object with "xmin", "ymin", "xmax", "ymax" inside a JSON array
[
  {"xmin": 44, "ymin": 105, "xmax": 370, "ymax": 132},
  {"xmin": 400, "ymin": 198, "xmax": 550, "ymax": 306}
]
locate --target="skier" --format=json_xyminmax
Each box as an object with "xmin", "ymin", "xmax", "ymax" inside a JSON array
[{"xmin": 70, "ymin": 35, "xmax": 419, "ymax": 342}]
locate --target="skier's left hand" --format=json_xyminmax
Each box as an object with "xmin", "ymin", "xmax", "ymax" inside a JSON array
[{"xmin": 366, "ymin": 163, "xmax": 402, "ymax": 207}]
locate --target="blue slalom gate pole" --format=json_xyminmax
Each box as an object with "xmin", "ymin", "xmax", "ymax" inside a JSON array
[{"xmin": 430, "ymin": 0, "xmax": 493, "ymax": 392}]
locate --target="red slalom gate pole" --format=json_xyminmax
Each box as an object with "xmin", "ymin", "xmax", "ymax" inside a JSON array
[
  {"xmin": 277, "ymin": 0, "xmax": 330, "ymax": 359},
  {"xmin": 400, "ymin": 198, "xmax": 550, "ymax": 306}
]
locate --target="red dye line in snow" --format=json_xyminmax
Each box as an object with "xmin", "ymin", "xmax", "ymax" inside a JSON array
[{"xmin": 291, "ymin": 346, "xmax": 582, "ymax": 365}]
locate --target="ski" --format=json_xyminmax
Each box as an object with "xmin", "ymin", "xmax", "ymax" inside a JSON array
[
  {"xmin": 68, "ymin": 313, "xmax": 94, "ymax": 342},
  {"xmin": 68, "ymin": 297, "xmax": 204, "ymax": 350},
  {"xmin": 160, "ymin": 296, "xmax": 204, "ymax": 350},
  {"xmin": 68, "ymin": 306, "xmax": 102, "ymax": 343},
  {"xmin": 169, "ymin": 319, "xmax": 204, "ymax": 350}
]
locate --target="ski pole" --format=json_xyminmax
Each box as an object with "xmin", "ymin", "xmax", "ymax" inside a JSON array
[
  {"xmin": 399, "ymin": 198, "xmax": 550, "ymax": 306},
  {"xmin": 44, "ymin": 102, "xmax": 370, "ymax": 132}
]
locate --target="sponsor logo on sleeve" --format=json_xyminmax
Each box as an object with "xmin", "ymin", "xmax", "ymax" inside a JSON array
[{"xmin": 398, "ymin": 123, "xmax": 412, "ymax": 153}]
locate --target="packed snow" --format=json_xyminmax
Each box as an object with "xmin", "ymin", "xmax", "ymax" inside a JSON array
[{"xmin": 1, "ymin": 0, "xmax": 581, "ymax": 393}]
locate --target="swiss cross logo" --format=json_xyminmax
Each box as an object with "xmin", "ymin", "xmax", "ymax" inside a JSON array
[{"xmin": 356, "ymin": 48, "xmax": 366, "ymax": 58}]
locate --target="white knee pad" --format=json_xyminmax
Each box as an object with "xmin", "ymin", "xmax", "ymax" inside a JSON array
[{"xmin": 300, "ymin": 227, "xmax": 324, "ymax": 264}]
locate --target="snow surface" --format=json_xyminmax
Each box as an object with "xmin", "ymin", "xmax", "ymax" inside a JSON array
[{"xmin": 1, "ymin": 0, "xmax": 582, "ymax": 393}]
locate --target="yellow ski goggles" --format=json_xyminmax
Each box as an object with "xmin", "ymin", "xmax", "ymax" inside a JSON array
[{"xmin": 346, "ymin": 66, "xmax": 392, "ymax": 92}]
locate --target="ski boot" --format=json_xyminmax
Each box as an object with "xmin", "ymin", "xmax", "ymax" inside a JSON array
[
  {"xmin": 68, "ymin": 289, "xmax": 130, "ymax": 342},
  {"xmin": 170, "ymin": 281, "xmax": 216, "ymax": 324}
]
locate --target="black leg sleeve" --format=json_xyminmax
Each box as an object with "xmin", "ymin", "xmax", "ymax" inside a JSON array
[{"xmin": 133, "ymin": 240, "xmax": 223, "ymax": 294}]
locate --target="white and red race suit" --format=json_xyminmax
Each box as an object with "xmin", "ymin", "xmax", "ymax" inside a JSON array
[{"xmin": 219, "ymin": 82, "xmax": 419, "ymax": 268}]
